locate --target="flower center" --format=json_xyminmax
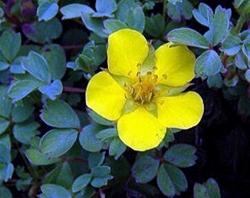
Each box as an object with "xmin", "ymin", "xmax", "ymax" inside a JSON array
[{"xmin": 126, "ymin": 72, "xmax": 158, "ymax": 104}]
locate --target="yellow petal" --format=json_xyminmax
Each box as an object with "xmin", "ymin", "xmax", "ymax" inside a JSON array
[
  {"xmin": 86, "ymin": 71, "xmax": 126, "ymax": 121},
  {"xmin": 157, "ymin": 91, "xmax": 204, "ymax": 129},
  {"xmin": 117, "ymin": 107, "xmax": 166, "ymax": 151},
  {"xmin": 155, "ymin": 43, "xmax": 196, "ymax": 87},
  {"xmin": 107, "ymin": 28, "xmax": 149, "ymax": 78}
]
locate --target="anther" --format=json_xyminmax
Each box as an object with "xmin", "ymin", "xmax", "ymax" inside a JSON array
[{"xmin": 162, "ymin": 74, "xmax": 167, "ymax": 79}]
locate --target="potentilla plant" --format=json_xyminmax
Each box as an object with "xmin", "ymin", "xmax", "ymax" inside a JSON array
[{"xmin": 0, "ymin": 0, "xmax": 249, "ymax": 197}]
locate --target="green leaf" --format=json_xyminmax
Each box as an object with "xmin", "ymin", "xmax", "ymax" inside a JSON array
[
  {"xmin": 221, "ymin": 34, "xmax": 241, "ymax": 55},
  {"xmin": 91, "ymin": 166, "xmax": 113, "ymax": 188},
  {"xmin": 25, "ymin": 148, "xmax": 58, "ymax": 165},
  {"xmin": 143, "ymin": 0, "xmax": 155, "ymax": 10},
  {"xmin": 0, "ymin": 7, "xmax": 3, "ymax": 18},
  {"xmin": 0, "ymin": 86, "xmax": 12, "ymax": 118},
  {"xmin": 95, "ymin": 0, "xmax": 117, "ymax": 17},
  {"xmin": 13, "ymin": 122, "xmax": 39, "ymax": 144},
  {"xmin": 10, "ymin": 58, "xmax": 26, "ymax": 74},
  {"xmin": 0, "ymin": 61, "xmax": 9, "ymax": 71},
  {"xmin": 242, "ymin": 43, "xmax": 250, "ymax": 60},
  {"xmin": 164, "ymin": 130, "xmax": 175, "ymax": 147},
  {"xmin": 43, "ymin": 162, "xmax": 73, "ymax": 189},
  {"xmin": 192, "ymin": 3, "xmax": 213, "ymax": 27},
  {"xmin": 22, "ymin": 51, "xmax": 51, "ymax": 82},
  {"xmin": 0, "ymin": 135, "xmax": 11, "ymax": 150},
  {"xmin": 8, "ymin": 80, "xmax": 42, "ymax": 102},
  {"xmin": 43, "ymin": 44, "xmax": 66, "ymax": 80},
  {"xmin": 164, "ymin": 144, "xmax": 197, "ymax": 168},
  {"xmin": 0, "ymin": 144, "xmax": 11, "ymax": 163},
  {"xmin": 0, "ymin": 186, "xmax": 12, "ymax": 198},
  {"xmin": 237, "ymin": 0, "xmax": 250, "ymax": 16},
  {"xmin": 0, "ymin": 163, "xmax": 14, "ymax": 182},
  {"xmin": 0, "ymin": 118, "xmax": 10, "ymax": 135},
  {"xmin": 207, "ymin": 74, "xmax": 223, "ymax": 89},
  {"xmin": 88, "ymin": 110, "xmax": 113, "ymax": 126},
  {"xmin": 205, "ymin": 178, "xmax": 221, "ymax": 198},
  {"xmin": 12, "ymin": 100, "xmax": 34, "ymax": 123},
  {"xmin": 195, "ymin": 50, "xmax": 222, "ymax": 77},
  {"xmin": 167, "ymin": 0, "xmax": 183, "ymax": 5},
  {"xmin": 37, "ymin": 2, "xmax": 59, "ymax": 21},
  {"xmin": 88, "ymin": 152, "xmax": 105, "ymax": 169},
  {"xmin": 167, "ymin": 0, "xmax": 193, "ymax": 22},
  {"xmin": 60, "ymin": 4, "xmax": 94, "ymax": 20},
  {"xmin": 103, "ymin": 19, "xmax": 127, "ymax": 34},
  {"xmin": 76, "ymin": 41, "xmax": 106, "ymax": 73},
  {"xmin": 0, "ymin": 70, "xmax": 9, "ymax": 84},
  {"xmin": 72, "ymin": 174, "xmax": 92, "ymax": 193},
  {"xmin": 193, "ymin": 178, "xmax": 221, "ymax": 198},
  {"xmin": 38, "ymin": 80, "xmax": 63, "ymax": 100},
  {"xmin": 194, "ymin": 183, "xmax": 209, "ymax": 198},
  {"xmin": 245, "ymin": 69, "xmax": 250, "ymax": 82},
  {"xmin": 109, "ymin": 138, "xmax": 126, "ymax": 160},
  {"xmin": 75, "ymin": 187, "xmax": 96, "ymax": 198},
  {"xmin": 235, "ymin": 51, "xmax": 248, "ymax": 70},
  {"xmin": 91, "ymin": 166, "xmax": 111, "ymax": 177},
  {"xmin": 132, "ymin": 155, "xmax": 159, "ymax": 183},
  {"xmin": 81, "ymin": 13, "xmax": 107, "ymax": 38},
  {"xmin": 240, "ymin": 29, "xmax": 250, "ymax": 42},
  {"xmin": 207, "ymin": 6, "xmax": 230, "ymax": 46},
  {"xmin": 126, "ymin": 6, "xmax": 145, "ymax": 32},
  {"xmin": 15, "ymin": 166, "xmax": 33, "ymax": 191},
  {"xmin": 96, "ymin": 128, "xmax": 117, "ymax": 141},
  {"xmin": 0, "ymin": 30, "xmax": 21, "ymax": 62},
  {"xmin": 165, "ymin": 164, "xmax": 188, "ymax": 193},
  {"xmin": 39, "ymin": 129, "xmax": 78, "ymax": 158},
  {"xmin": 116, "ymin": 0, "xmax": 137, "ymax": 21},
  {"xmin": 167, "ymin": 28, "xmax": 210, "ymax": 49},
  {"xmin": 157, "ymin": 164, "xmax": 176, "ymax": 197},
  {"xmin": 40, "ymin": 99, "xmax": 80, "ymax": 129},
  {"xmin": 79, "ymin": 125, "xmax": 103, "ymax": 152},
  {"xmin": 44, "ymin": 162, "xmax": 73, "ymax": 189},
  {"xmin": 40, "ymin": 184, "xmax": 72, "ymax": 198},
  {"xmin": 23, "ymin": 18, "xmax": 62, "ymax": 44},
  {"xmin": 145, "ymin": 14, "xmax": 165, "ymax": 38}
]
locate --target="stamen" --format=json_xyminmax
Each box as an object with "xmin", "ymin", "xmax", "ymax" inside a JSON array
[
  {"xmin": 127, "ymin": 70, "xmax": 133, "ymax": 76},
  {"xmin": 162, "ymin": 74, "xmax": 167, "ymax": 79},
  {"xmin": 126, "ymin": 72, "xmax": 158, "ymax": 105}
]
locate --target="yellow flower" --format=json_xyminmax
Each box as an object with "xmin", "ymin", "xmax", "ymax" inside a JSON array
[{"xmin": 86, "ymin": 28, "xmax": 204, "ymax": 151}]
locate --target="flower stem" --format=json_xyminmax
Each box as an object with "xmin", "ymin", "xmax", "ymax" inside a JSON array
[
  {"xmin": 63, "ymin": 86, "xmax": 85, "ymax": 94},
  {"xmin": 163, "ymin": 0, "xmax": 167, "ymax": 18},
  {"xmin": 62, "ymin": 44, "xmax": 83, "ymax": 50},
  {"xmin": 233, "ymin": 14, "xmax": 248, "ymax": 34}
]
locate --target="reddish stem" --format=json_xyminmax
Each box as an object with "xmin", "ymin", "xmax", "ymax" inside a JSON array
[
  {"xmin": 62, "ymin": 44, "xmax": 83, "ymax": 50},
  {"xmin": 222, "ymin": 54, "xmax": 229, "ymax": 66},
  {"xmin": 63, "ymin": 86, "xmax": 85, "ymax": 94},
  {"xmin": 62, "ymin": 157, "xmax": 87, "ymax": 164}
]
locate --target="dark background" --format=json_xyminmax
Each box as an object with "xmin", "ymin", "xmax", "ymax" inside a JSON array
[{"xmin": 180, "ymin": 1, "xmax": 250, "ymax": 198}]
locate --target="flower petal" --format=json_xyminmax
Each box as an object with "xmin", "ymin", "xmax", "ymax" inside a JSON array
[
  {"xmin": 86, "ymin": 71, "xmax": 126, "ymax": 121},
  {"xmin": 108, "ymin": 28, "xmax": 149, "ymax": 78},
  {"xmin": 157, "ymin": 91, "xmax": 204, "ymax": 129},
  {"xmin": 117, "ymin": 107, "xmax": 166, "ymax": 151},
  {"xmin": 155, "ymin": 43, "xmax": 196, "ymax": 87}
]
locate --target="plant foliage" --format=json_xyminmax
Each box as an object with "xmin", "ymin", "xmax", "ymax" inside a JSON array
[{"xmin": 0, "ymin": 0, "xmax": 249, "ymax": 197}]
